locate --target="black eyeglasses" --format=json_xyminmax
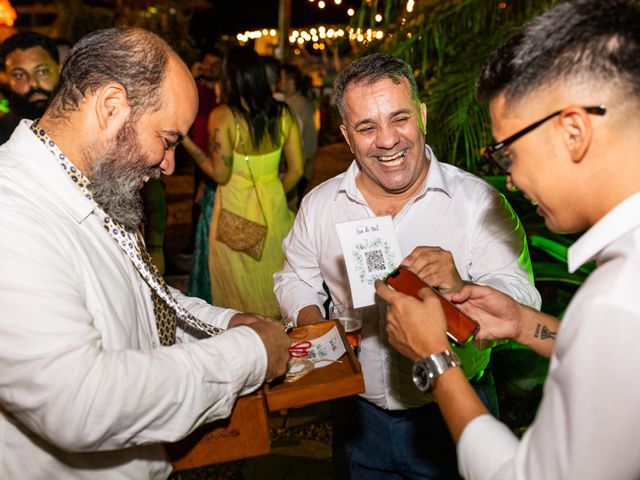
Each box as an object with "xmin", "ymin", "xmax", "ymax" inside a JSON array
[{"xmin": 481, "ymin": 105, "xmax": 607, "ymax": 172}]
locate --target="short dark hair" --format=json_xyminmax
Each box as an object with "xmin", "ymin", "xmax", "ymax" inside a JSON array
[
  {"xmin": 202, "ymin": 47, "xmax": 223, "ymax": 60},
  {"xmin": 281, "ymin": 63, "xmax": 302, "ymax": 92},
  {"xmin": 48, "ymin": 28, "xmax": 171, "ymax": 119},
  {"xmin": 334, "ymin": 53, "xmax": 419, "ymax": 120},
  {"xmin": 477, "ymin": 0, "xmax": 640, "ymax": 107},
  {"xmin": 0, "ymin": 31, "xmax": 59, "ymax": 71}
]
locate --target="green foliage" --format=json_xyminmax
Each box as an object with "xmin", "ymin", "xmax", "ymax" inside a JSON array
[
  {"xmin": 354, "ymin": 0, "xmax": 561, "ymax": 170},
  {"xmin": 51, "ymin": 1, "xmax": 199, "ymax": 66}
]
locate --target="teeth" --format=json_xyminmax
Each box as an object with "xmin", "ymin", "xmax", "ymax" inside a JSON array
[{"xmin": 378, "ymin": 151, "xmax": 405, "ymax": 166}]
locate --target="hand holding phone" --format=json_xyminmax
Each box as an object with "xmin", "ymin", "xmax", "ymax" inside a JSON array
[{"xmin": 384, "ymin": 266, "xmax": 479, "ymax": 344}]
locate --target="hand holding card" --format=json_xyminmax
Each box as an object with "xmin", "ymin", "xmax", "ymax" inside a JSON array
[{"xmin": 384, "ymin": 266, "xmax": 479, "ymax": 344}]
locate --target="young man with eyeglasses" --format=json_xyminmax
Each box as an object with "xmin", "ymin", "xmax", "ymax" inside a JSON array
[{"xmin": 376, "ymin": 0, "xmax": 640, "ymax": 478}]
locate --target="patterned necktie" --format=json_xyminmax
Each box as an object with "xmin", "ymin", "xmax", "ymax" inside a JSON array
[{"xmin": 31, "ymin": 121, "xmax": 224, "ymax": 345}]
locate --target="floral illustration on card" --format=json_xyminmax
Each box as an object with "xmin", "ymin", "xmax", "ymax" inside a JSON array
[{"xmin": 352, "ymin": 237, "xmax": 397, "ymax": 285}]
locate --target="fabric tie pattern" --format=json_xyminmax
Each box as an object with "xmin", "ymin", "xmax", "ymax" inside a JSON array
[{"xmin": 31, "ymin": 121, "xmax": 224, "ymax": 345}]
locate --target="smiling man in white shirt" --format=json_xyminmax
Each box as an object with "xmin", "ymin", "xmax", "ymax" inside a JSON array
[
  {"xmin": 0, "ymin": 28, "xmax": 291, "ymax": 480},
  {"xmin": 274, "ymin": 53, "xmax": 540, "ymax": 479},
  {"xmin": 376, "ymin": 1, "xmax": 640, "ymax": 479}
]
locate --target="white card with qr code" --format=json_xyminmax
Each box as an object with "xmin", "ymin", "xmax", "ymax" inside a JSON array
[{"xmin": 335, "ymin": 216, "xmax": 402, "ymax": 307}]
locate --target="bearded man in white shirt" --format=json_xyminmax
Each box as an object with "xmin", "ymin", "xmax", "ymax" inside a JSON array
[
  {"xmin": 0, "ymin": 28, "xmax": 291, "ymax": 480},
  {"xmin": 376, "ymin": 1, "xmax": 640, "ymax": 479},
  {"xmin": 274, "ymin": 53, "xmax": 541, "ymax": 479}
]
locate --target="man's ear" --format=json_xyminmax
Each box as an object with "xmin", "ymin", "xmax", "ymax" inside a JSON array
[
  {"xmin": 339, "ymin": 123, "xmax": 354, "ymax": 153},
  {"xmin": 419, "ymin": 103, "xmax": 427, "ymax": 136},
  {"xmin": 559, "ymin": 107, "xmax": 593, "ymax": 163},
  {"xmin": 94, "ymin": 82, "xmax": 131, "ymax": 133}
]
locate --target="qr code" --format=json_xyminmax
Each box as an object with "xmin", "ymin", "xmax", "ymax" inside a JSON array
[{"xmin": 364, "ymin": 249, "xmax": 387, "ymax": 273}]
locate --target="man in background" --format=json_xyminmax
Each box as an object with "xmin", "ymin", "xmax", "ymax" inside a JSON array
[
  {"xmin": 183, "ymin": 47, "xmax": 224, "ymax": 258},
  {"xmin": 190, "ymin": 47, "xmax": 222, "ymax": 152},
  {"xmin": 279, "ymin": 63, "xmax": 319, "ymax": 204},
  {"xmin": 0, "ymin": 31, "xmax": 60, "ymax": 144}
]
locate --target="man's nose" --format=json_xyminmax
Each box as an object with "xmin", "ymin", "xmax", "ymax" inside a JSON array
[
  {"xmin": 28, "ymin": 74, "xmax": 39, "ymax": 89},
  {"xmin": 160, "ymin": 149, "xmax": 175, "ymax": 176},
  {"xmin": 375, "ymin": 124, "xmax": 400, "ymax": 149}
]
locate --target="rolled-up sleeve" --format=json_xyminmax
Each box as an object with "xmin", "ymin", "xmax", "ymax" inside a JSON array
[
  {"xmin": 469, "ymin": 189, "xmax": 541, "ymax": 309},
  {"xmin": 273, "ymin": 200, "xmax": 327, "ymax": 324}
]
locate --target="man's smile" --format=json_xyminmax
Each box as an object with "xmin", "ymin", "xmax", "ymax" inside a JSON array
[{"xmin": 376, "ymin": 150, "xmax": 406, "ymax": 167}]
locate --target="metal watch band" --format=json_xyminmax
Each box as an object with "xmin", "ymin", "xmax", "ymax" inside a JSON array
[{"xmin": 412, "ymin": 349, "xmax": 461, "ymax": 392}]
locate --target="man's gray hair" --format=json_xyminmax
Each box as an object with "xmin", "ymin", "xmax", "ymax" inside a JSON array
[
  {"xmin": 48, "ymin": 28, "xmax": 171, "ymax": 119},
  {"xmin": 334, "ymin": 53, "xmax": 420, "ymax": 121}
]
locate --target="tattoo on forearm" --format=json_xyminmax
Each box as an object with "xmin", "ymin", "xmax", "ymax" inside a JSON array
[
  {"xmin": 211, "ymin": 128, "xmax": 222, "ymax": 154},
  {"xmin": 534, "ymin": 323, "xmax": 556, "ymax": 340},
  {"xmin": 222, "ymin": 155, "xmax": 233, "ymax": 167}
]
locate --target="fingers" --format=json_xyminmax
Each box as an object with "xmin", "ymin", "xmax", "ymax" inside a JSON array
[
  {"xmin": 252, "ymin": 322, "xmax": 291, "ymax": 381},
  {"xmin": 374, "ymin": 279, "xmax": 398, "ymax": 303},
  {"xmin": 449, "ymin": 284, "xmax": 474, "ymax": 303},
  {"xmin": 416, "ymin": 286, "xmax": 437, "ymax": 301}
]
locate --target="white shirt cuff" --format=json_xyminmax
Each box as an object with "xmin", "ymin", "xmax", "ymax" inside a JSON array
[{"xmin": 458, "ymin": 414, "xmax": 519, "ymax": 480}]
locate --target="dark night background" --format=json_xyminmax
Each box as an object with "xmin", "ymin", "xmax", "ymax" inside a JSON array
[
  {"xmin": 10, "ymin": 0, "xmax": 363, "ymax": 49},
  {"xmin": 192, "ymin": 0, "xmax": 362, "ymax": 46}
]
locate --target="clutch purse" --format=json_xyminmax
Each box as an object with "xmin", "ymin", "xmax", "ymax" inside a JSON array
[{"xmin": 216, "ymin": 207, "xmax": 267, "ymax": 261}]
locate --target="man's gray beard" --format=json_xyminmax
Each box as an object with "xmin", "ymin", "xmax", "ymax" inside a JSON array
[{"xmin": 86, "ymin": 121, "xmax": 161, "ymax": 229}]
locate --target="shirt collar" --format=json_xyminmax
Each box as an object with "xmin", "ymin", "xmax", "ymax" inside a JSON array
[
  {"xmin": 12, "ymin": 120, "xmax": 96, "ymax": 223},
  {"xmin": 334, "ymin": 145, "xmax": 452, "ymax": 202},
  {"xmin": 568, "ymin": 192, "xmax": 640, "ymax": 272}
]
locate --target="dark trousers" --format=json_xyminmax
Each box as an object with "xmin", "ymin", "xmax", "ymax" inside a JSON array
[{"xmin": 332, "ymin": 373, "xmax": 497, "ymax": 480}]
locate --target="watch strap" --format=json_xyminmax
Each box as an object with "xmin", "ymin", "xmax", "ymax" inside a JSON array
[{"xmin": 412, "ymin": 349, "xmax": 461, "ymax": 392}]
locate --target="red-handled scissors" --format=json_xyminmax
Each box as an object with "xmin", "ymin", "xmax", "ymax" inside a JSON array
[{"xmin": 289, "ymin": 340, "xmax": 312, "ymax": 358}]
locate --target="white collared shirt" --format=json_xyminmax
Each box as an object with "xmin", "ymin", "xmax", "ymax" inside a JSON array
[
  {"xmin": 0, "ymin": 122, "xmax": 268, "ymax": 479},
  {"xmin": 458, "ymin": 192, "xmax": 640, "ymax": 480},
  {"xmin": 274, "ymin": 147, "xmax": 540, "ymax": 410}
]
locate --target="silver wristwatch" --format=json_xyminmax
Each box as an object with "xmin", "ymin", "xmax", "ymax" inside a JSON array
[{"xmin": 412, "ymin": 349, "xmax": 461, "ymax": 392}]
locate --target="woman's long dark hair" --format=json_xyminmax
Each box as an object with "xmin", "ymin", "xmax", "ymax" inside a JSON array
[{"xmin": 221, "ymin": 46, "xmax": 284, "ymax": 148}]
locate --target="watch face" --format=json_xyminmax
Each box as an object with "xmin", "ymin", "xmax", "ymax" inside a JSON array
[{"xmin": 412, "ymin": 362, "xmax": 432, "ymax": 392}]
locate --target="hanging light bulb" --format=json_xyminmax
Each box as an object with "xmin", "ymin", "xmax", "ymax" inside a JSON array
[{"xmin": 406, "ymin": 0, "xmax": 415, "ymax": 13}]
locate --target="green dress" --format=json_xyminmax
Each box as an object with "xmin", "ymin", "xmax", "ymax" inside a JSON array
[{"xmin": 209, "ymin": 115, "xmax": 294, "ymax": 317}]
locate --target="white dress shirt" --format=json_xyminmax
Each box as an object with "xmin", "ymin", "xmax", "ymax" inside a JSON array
[
  {"xmin": 458, "ymin": 192, "xmax": 640, "ymax": 480},
  {"xmin": 0, "ymin": 122, "xmax": 268, "ymax": 479},
  {"xmin": 274, "ymin": 147, "xmax": 540, "ymax": 410}
]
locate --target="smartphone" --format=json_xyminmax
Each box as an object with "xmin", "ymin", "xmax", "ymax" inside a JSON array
[{"xmin": 383, "ymin": 266, "xmax": 479, "ymax": 345}]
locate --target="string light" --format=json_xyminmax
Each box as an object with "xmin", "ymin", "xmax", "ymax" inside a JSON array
[
  {"xmin": 406, "ymin": 0, "xmax": 415, "ymax": 13},
  {"xmin": 318, "ymin": 0, "xmax": 325, "ymax": 8},
  {"xmin": 374, "ymin": 13, "xmax": 382, "ymax": 22},
  {"xmin": 236, "ymin": 28, "xmax": 279, "ymax": 44},
  {"xmin": 347, "ymin": 8, "xmax": 355, "ymax": 16}
]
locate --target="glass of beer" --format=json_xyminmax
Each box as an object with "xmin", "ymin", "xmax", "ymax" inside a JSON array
[{"xmin": 330, "ymin": 304, "xmax": 363, "ymax": 354}]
